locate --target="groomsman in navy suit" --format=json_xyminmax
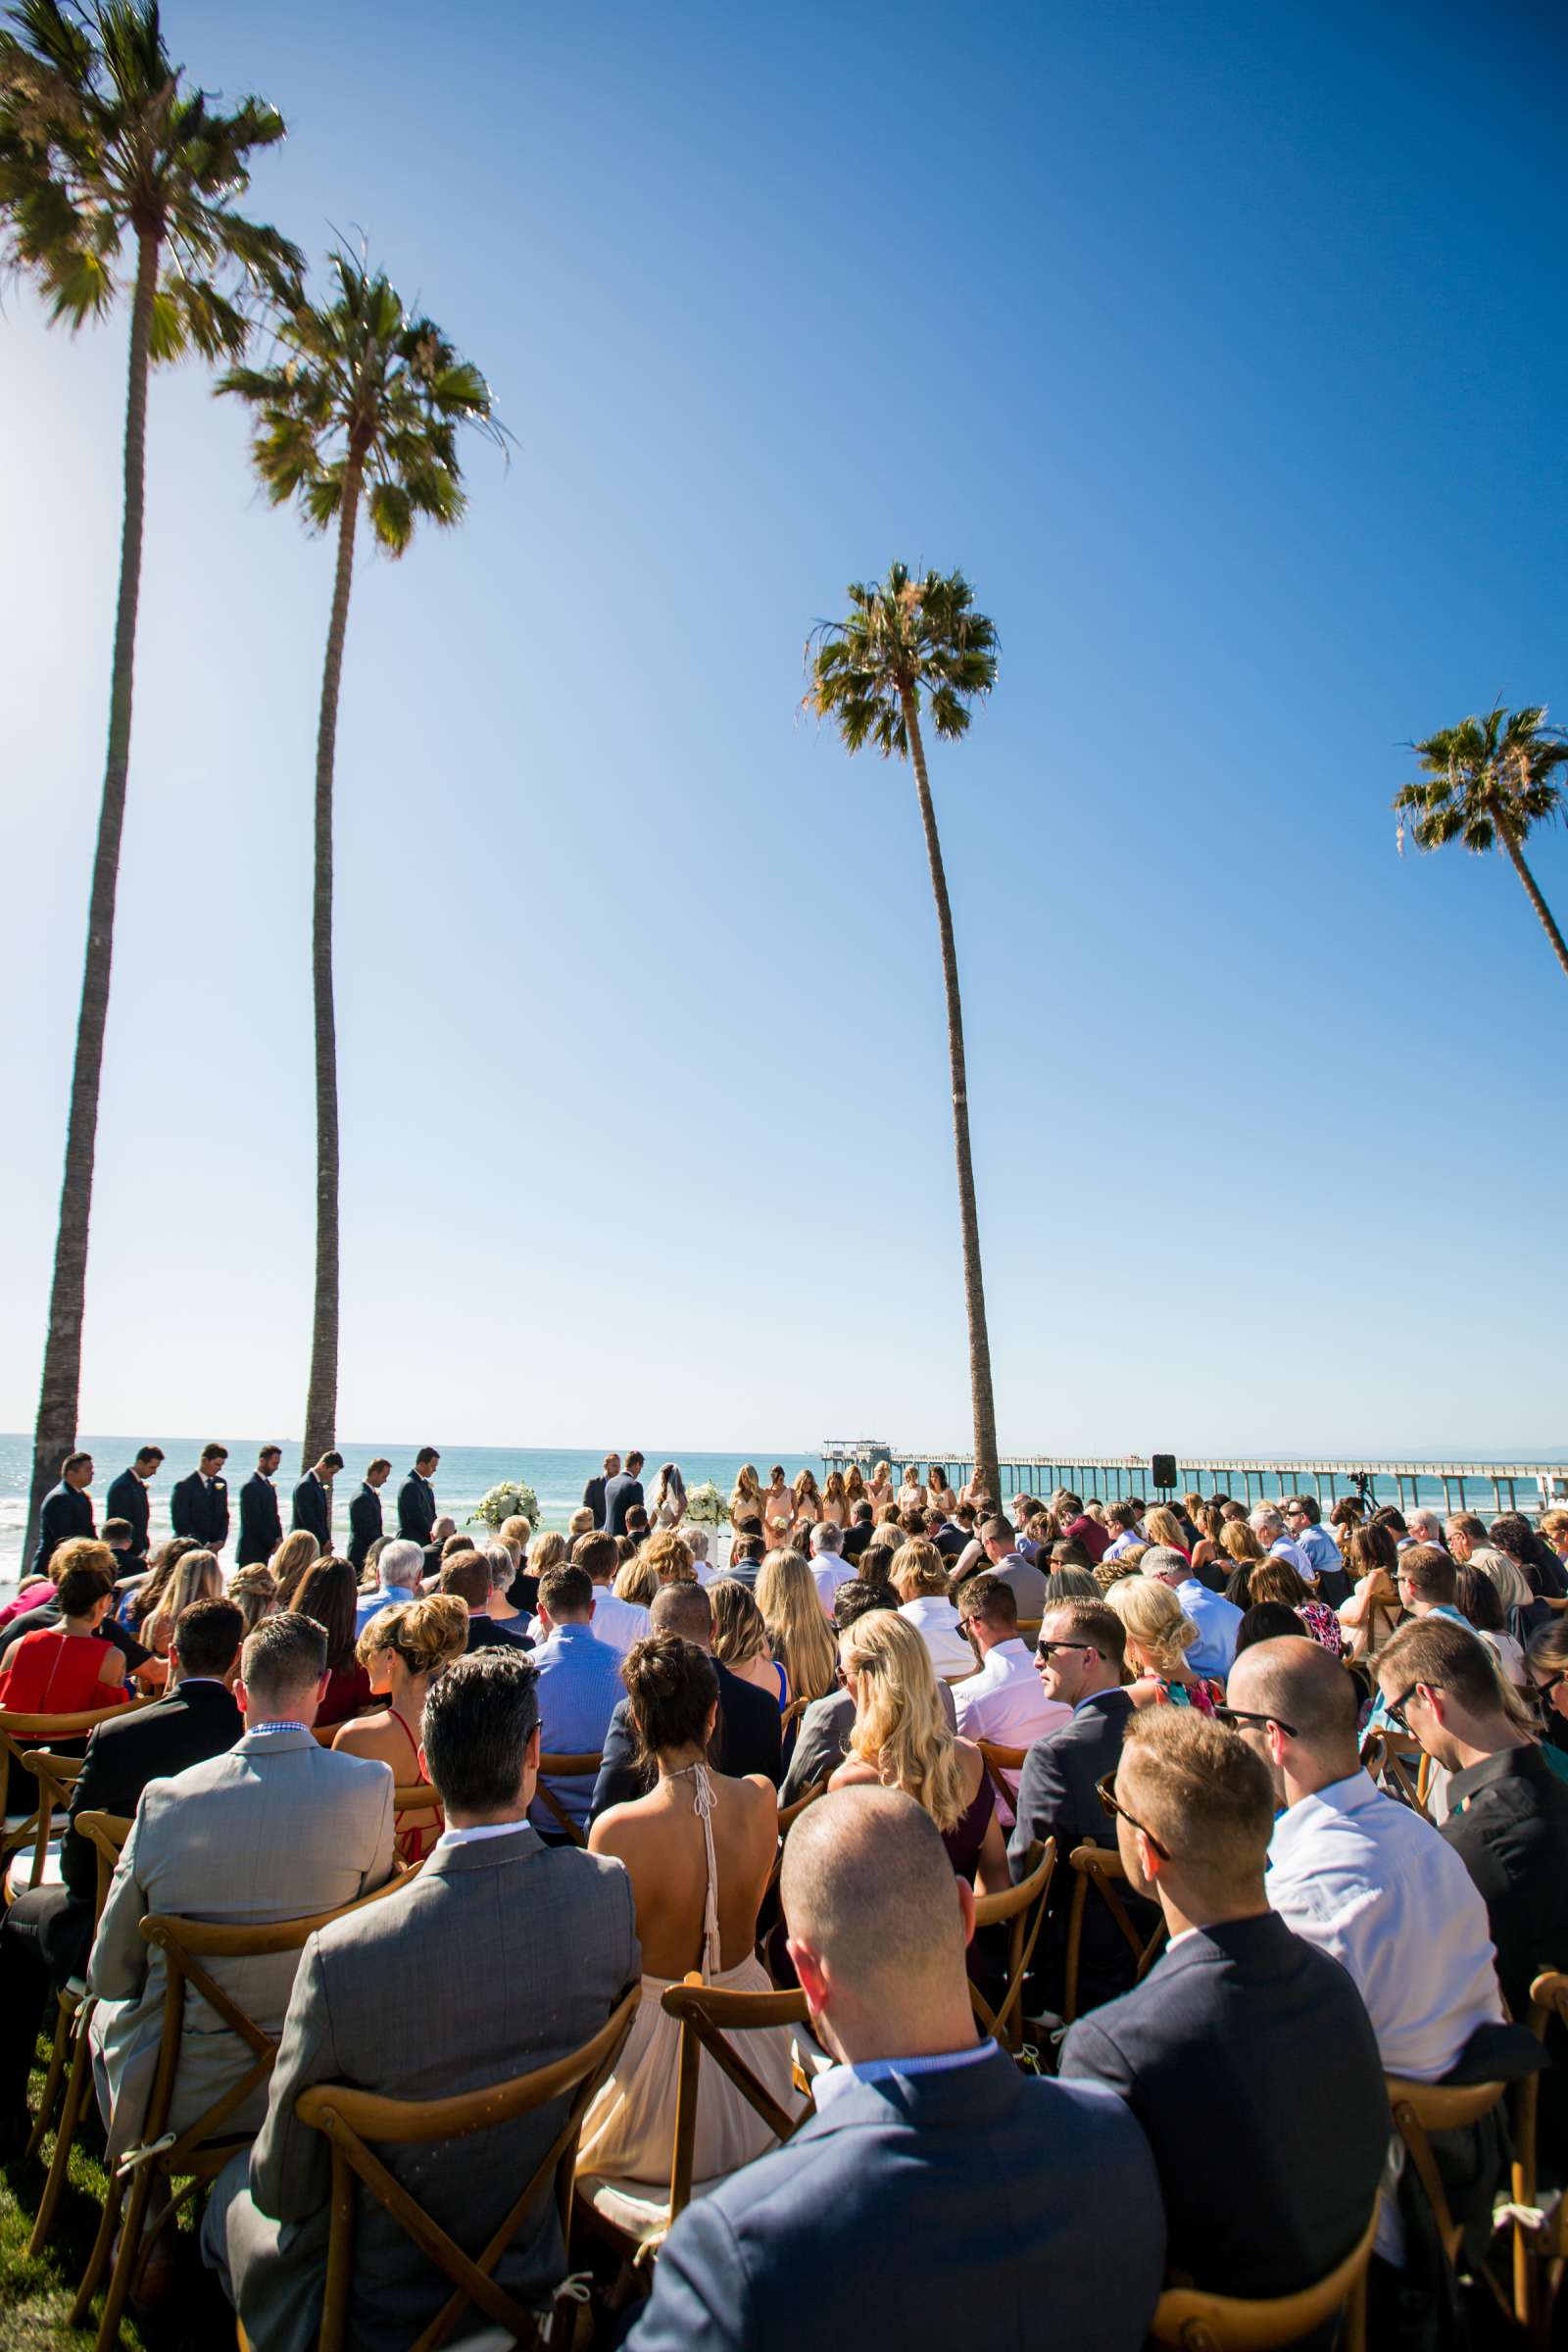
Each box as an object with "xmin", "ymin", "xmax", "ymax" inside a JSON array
[
  {"xmin": 31, "ymin": 1452, "xmax": 97, "ymax": 1576},
  {"xmin": 171, "ymin": 1446, "xmax": 230, "ymax": 1549},
  {"xmin": 291, "ymin": 1454, "xmax": 342, "ymax": 1547},
  {"xmin": 348, "ymin": 1460, "xmax": 392, "ymax": 1572},
  {"xmin": 106, "ymin": 1446, "xmax": 163, "ymax": 1566},
  {"xmin": 398, "ymin": 1449, "xmax": 441, "ymax": 1545},
  {"xmin": 237, "ymin": 1447, "xmax": 284, "ymax": 1567}
]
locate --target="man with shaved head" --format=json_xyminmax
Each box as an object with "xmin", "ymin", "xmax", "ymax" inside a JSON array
[
  {"xmin": 626, "ymin": 1787, "xmax": 1164, "ymax": 2352},
  {"xmin": 1226, "ymin": 1637, "xmax": 1506, "ymax": 2278},
  {"xmin": 586, "ymin": 1582, "xmax": 780, "ymax": 1817}
]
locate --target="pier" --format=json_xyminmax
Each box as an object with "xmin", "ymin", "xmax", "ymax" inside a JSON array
[{"xmin": 819, "ymin": 1444, "xmax": 1568, "ymax": 1521}]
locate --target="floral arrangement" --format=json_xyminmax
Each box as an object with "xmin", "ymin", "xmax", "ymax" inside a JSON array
[
  {"xmin": 470, "ymin": 1478, "xmax": 542, "ymax": 1534},
  {"xmin": 685, "ymin": 1481, "xmax": 729, "ymax": 1528}
]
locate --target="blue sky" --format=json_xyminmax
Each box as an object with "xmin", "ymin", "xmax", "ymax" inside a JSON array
[{"xmin": 2, "ymin": 0, "xmax": 1565, "ymax": 1460}]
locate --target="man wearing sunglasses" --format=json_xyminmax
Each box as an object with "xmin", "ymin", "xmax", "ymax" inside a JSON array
[
  {"xmin": 1375, "ymin": 1619, "xmax": 1568, "ymax": 2045},
  {"xmin": 1007, "ymin": 1601, "xmax": 1156, "ymax": 2014},
  {"xmin": 1059, "ymin": 1708, "xmax": 1387, "ymax": 2308}
]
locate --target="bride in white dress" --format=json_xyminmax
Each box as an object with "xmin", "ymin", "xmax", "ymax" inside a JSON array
[{"xmin": 577, "ymin": 1632, "xmax": 803, "ymax": 2189}]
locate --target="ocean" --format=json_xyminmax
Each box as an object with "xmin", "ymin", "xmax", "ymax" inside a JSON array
[{"xmin": 0, "ymin": 1434, "xmax": 828, "ymax": 1585}]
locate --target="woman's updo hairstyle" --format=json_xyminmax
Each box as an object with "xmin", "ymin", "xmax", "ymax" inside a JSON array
[
  {"xmin": 357, "ymin": 1593, "xmax": 467, "ymax": 1678},
  {"xmin": 622, "ymin": 1632, "xmax": 718, "ymax": 1760}
]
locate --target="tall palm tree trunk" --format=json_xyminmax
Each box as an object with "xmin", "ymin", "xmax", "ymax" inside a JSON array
[
  {"xmin": 23, "ymin": 227, "xmax": 159, "ymax": 1571},
  {"xmin": 300, "ymin": 464, "xmax": 362, "ymax": 1478},
  {"xmin": 900, "ymin": 689, "xmax": 1001, "ymax": 1504},
  {"xmin": 1488, "ymin": 794, "xmax": 1568, "ymax": 984}
]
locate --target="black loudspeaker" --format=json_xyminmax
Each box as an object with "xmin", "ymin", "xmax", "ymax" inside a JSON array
[{"xmin": 1151, "ymin": 1454, "xmax": 1178, "ymax": 1492}]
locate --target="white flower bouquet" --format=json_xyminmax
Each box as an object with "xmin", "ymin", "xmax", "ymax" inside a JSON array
[
  {"xmin": 471, "ymin": 1478, "xmax": 542, "ymax": 1534},
  {"xmin": 685, "ymin": 1481, "xmax": 729, "ymax": 1528}
]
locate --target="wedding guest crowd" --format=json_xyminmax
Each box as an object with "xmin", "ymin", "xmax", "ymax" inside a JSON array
[{"xmin": 5, "ymin": 1449, "xmax": 1568, "ymax": 2348}]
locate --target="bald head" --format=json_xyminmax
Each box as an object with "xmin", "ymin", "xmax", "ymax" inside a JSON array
[
  {"xmin": 782, "ymin": 1787, "xmax": 970, "ymax": 2018},
  {"xmin": 1228, "ymin": 1635, "xmax": 1358, "ymax": 1758},
  {"xmin": 649, "ymin": 1581, "xmax": 712, "ymax": 1645}
]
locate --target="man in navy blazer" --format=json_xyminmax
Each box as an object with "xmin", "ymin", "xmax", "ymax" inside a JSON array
[
  {"xmin": 30, "ymin": 1450, "xmax": 97, "ymax": 1576},
  {"xmin": 397, "ymin": 1449, "xmax": 440, "ymax": 1545},
  {"xmin": 236, "ymin": 1447, "xmax": 284, "ymax": 1567},
  {"xmin": 602, "ymin": 1451, "xmax": 645, "ymax": 1540},
  {"xmin": 105, "ymin": 1446, "xmax": 162, "ymax": 1565},
  {"xmin": 628, "ymin": 1786, "xmax": 1163, "ymax": 2352},
  {"xmin": 290, "ymin": 1453, "xmax": 340, "ymax": 1546},
  {"xmin": 1059, "ymin": 1706, "xmax": 1387, "ymax": 2305},
  {"xmin": 1007, "ymin": 1597, "xmax": 1159, "ymax": 2014},
  {"xmin": 171, "ymin": 1445, "xmax": 229, "ymax": 1548}
]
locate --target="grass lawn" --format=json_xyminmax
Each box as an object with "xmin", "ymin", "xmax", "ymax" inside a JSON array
[{"xmin": 0, "ymin": 2036, "xmax": 234, "ymax": 2352}]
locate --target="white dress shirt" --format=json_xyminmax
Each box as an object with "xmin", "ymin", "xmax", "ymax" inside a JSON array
[
  {"xmin": 588, "ymin": 1588, "xmax": 651, "ymax": 1657},
  {"xmin": 1267, "ymin": 1770, "xmax": 1501, "ymax": 2079},
  {"xmin": 899, "ymin": 1594, "xmax": 976, "ymax": 1681},
  {"xmin": 810, "ymin": 1555, "xmax": 857, "ymax": 1613},
  {"xmin": 953, "ymin": 1639, "xmax": 1071, "ymax": 1818}
]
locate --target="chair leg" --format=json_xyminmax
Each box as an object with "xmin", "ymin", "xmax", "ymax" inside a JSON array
[
  {"xmin": 28, "ymin": 2001, "xmax": 94, "ymax": 2255},
  {"xmin": 68, "ymin": 2158, "xmax": 125, "ymax": 2328},
  {"xmin": 91, "ymin": 2161, "xmax": 154, "ymax": 2352},
  {"xmin": 25, "ymin": 1987, "xmax": 78, "ymax": 2160}
]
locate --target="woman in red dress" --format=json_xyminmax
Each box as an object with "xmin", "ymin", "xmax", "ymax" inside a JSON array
[
  {"xmin": 292, "ymin": 1556, "xmax": 374, "ymax": 1729},
  {"xmin": 0, "ymin": 1548, "xmax": 127, "ymax": 1715}
]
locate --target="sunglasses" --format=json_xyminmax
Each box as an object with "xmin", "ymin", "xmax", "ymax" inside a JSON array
[
  {"xmin": 1214, "ymin": 1704, "xmax": 1299, "ymax": 1737},
  {"xmin": 1381, "ymin": 1683, "xmax": 1428, "ymax": 1735},
  {"xmin": 1095, "ymin": 1770, "xmax": 1170, "ymax": 1860},
  {"xmin": 1532, "ymin": 1670, "xmax": 1567, "ymax": 1707},
  {"xmin": 1035, "ymin": 1639, "xmax": 1096, "ymax": 1661}
]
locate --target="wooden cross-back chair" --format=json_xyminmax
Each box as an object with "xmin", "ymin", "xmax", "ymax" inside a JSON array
[
  {"xmin": 1361, "ymin": 1730, "xmax": 1430, "ymax": 1819},
  {"xmin": 975, "ymin": 1740, "xmax": 1028, "ymax": 1813},
  {"xmin": 1385, "ymin": 2069, "xmax": 1511, "ymax": 2321},
  {"xmin": 578, "ymin": 1978, "xmax": 811, "ymax": 2267},
  {"xmin": 968, "ymin": 1838, "xmax": 1055, "ymax": 2054},
  {"xmin": 1060, "ymin": 1841, "xmax": 1169, "ymax": 2025},
  {"xmin": 754, "ymin": 1779, "xmax": 828, "ymax": 1984},
  {"xmin": 0, "ymin": 1699, "xmax": 149, "ymax": 1895},
  {"xmin": 26, "ymin": 1810, "xmax": 134, "ymax": 2251},
  {"xmin": 1510, "ymin": 1969, "xmax": 1568, "ymax": 2341},
  {"xmin": 10, "ymin": 1747, "xmax": 84, "ymax": 1897},
  {"xmin": 1149, "ymin": 2197, "xmax": 1378, "ymax": 2350},
  {"xmin": 71, "ymin": 1869, "xmax": 413, "ymax": 2352},
  {"xmin": 296, "ymin": 1984, "xmax": 641, "ymax": 2352},
  {"xmin": 533, "ymin": 1753, "xmax": 602, "ymax": 1847}
]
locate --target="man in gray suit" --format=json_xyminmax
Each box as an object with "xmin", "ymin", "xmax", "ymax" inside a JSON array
[
  {"xmin": 88, "ymin": 1613, "xmax": 396, "ymax": 2168},
  {"xmin": 205, "ymin": 1646, "xmax": 640, "ymax": 2352},
  {"xmin": 627, "ymin": 1787, "xmax": 1164, "ymax": 2352}
]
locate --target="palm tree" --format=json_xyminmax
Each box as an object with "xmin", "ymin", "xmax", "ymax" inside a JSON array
[
  {"xmin": 220, "ymin": 255, "xmax": 504, "ymax": 1465},
  {"xmin": 1, "ymin": 0, "xmax": 299, "ymax": 1566},
  {"xmin": 806, "ymin": 564, "xmax": 1002, "ymax": 1504},
  {"xmin": 1395, "ymin": 705, "xmax": 1568, "ymax": 984}
]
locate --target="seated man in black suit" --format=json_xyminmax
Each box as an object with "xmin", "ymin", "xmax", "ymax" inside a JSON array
[
  {"xmin": 0, "ymin": 1596, "xmax": 245, "ymax": 2155},
  {"xmin": 1007, "ymin": 1597, "xmax": 1157, "ymax": 2015},
  {"xmin": 628, "ymin": 1786, "xmax": 1164, "ymax": 2352},
  {"xmin": 1059, "ymin": 1706, "xmax": 1388, "ymax": 2303},
  {"xmin": 590, "ymin": 1581, "xmax": 780, "ymax": 1817}
]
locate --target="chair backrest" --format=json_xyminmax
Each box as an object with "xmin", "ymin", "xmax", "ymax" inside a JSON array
[
  {"xmin": 975, "ymin": 1740, "xmax": 1028, "ymax": 1809},
  {"xmin": 1061, "ymin": 1841, "xmax": 1168, "ymax": 2023},
  {"xmin": 776, "ymin": 1776, "xmax": 828, "ymax": 1835},
  {"xmin": 1, "ymin": 1700, "xmax": 149, "ymax": 1887},
  {"xmin": 1362, "ymin": 1730, "xmax": 1429, "ymax": 1818},
  {"xmin": 662, "ymin": 1977, "xmax": 811, "ymax": 2225},
  {"xmin": 73, "ymin": 1808, "xmax": 133, "ymax": 1924},
  {"xmin": 135, "ymin": 1870, "xmax": 413, "ymax": 2173},
  {"xmin": 14, "ymin": 1747, "xmax": 86, "ymax": 1889},
  {"xmin": 1149, "ymin": 2197, "xmax": 1380, "ymax": 2349},
  {"xmin": 297, "ymin": 1984, "xmax": 641, "ymax": 2352},
  {"xmin": 969, "ymin": 1838, "xmax": 1056, "ymax": 2051},
  {"xmin": 1386, "ymin": 2073, "xmax": 1507, "ymax": 2261},
  {"xmin": 533, "ymin": 1753, "xmax": 602, "ymax": 1847}
]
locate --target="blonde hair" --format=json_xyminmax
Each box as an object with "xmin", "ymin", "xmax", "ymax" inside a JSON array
[
  {"xmin": 1144, "ymin": 1506, "xmax": 1187, "ymax": 1553},
  {"xmin": 792, "ymin": 1468, "xmax": 821, "ymax": 1513},
  {"xmin": 1096, "ymin": 1546, "xmax": 1145, "ymax": 1592},
  {"xmin": 498, "ymin": 1515, "xmax": 531, "ymax": 1550},
  {"xmin": 1219, "ymin": 1520, "xmax": 1264, "ymax": 1565},
  {"xmin": 757, "ymin": 1549, "xmax": 838, "ymax": 1703},
  {"xmin": 614, "ymin": 1554, "xmax": 659, "ymax": 1607},
  {"xmin": 731, "ymin": 1464, "xmax": 761, "ymax": 1507},
  {"xmin": 842, "ymin": 1610, "xmax": 969, "ymax": 1835},
  {"xmin": 568, "ymin": 1507, "xmax": 594, "ymax": 1539},
  {"xmin": 823, "ymin": 1470, "xmax": 848, "ymax": 1509},
  {"xmin": 272, "ymin": 1529, "xmax": 322, "ymax": 1607},
  {"xmin": 891, "ymin": 1539, "xmax": 950, "ymax": 1602},
  {"xmin": 643, "ymin": 1529, "xmax": 695, "ymax": 1584},
  {"xmin": 529, "ymin": 1531, "xmax": 567, "ymax": 1579},
  {"xmin": 226, "ymin": 1562, "xmax": 277, "ymax": 1634},
  {"xmin": 1108, "ymin": 1575, "xmax": 1199, "ymax": 1674},
  {"xmin": 357, "ymin": 1593, "xmax": 467, "ymax": 1679},
  {"xmin": 872, "ymin": 1460, "xmax": 891, "ymax": 1484},
  {"xmin": 709, "ymin": 1577, "xmax": 771, "ymax": 1670},
  {"xmin": 146, "ymin": 1548, "xmax": 222, "ymax": 1654}
]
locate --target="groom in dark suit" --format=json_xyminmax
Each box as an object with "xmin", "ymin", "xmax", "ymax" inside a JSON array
[
  {"xmin": 627, "ymin": 1787, "xmax": 1164, "ymax": 2352},
  {"xmin": 171, "ymin": 1445, "xmax": 229, "ymax": 1548},
  {"xmin": 1059, "ymin": 1706, "xmax": 1388, "ymax": 2303}
]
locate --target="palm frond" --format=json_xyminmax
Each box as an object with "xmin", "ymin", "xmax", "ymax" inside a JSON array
[{"xmin": 1394, "ymin": 703, "xmax": 1568, "ymax": 857}]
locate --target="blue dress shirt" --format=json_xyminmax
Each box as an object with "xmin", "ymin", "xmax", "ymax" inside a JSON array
[
  {"xmin": 1175, "ymin": 1578, "xmax": 1244, "ymax": 1682},
  {"xmin": 529, "ymin": 1621, "xmax": 626, "ymax": 1833}
]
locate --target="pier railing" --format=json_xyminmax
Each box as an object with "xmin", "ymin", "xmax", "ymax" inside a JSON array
[{"xmin": 819, "ymin": 1446, "xmax": 1568, "ymax": 1520}]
